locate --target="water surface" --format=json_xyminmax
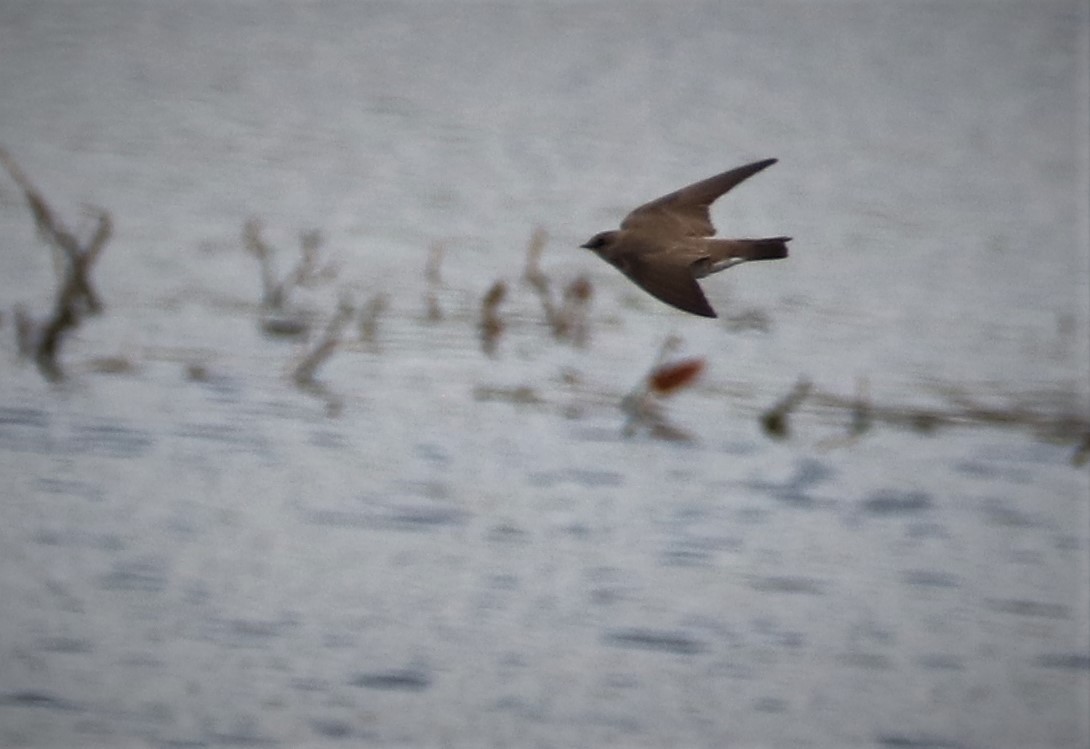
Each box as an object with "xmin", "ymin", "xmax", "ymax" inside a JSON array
[{"xmin": 1, "ymin": 2, "xmax": 1088, "ymax": 747}]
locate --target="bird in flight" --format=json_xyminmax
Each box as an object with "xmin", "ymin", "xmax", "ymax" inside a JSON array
[{"xmin": 581, "ymin": 158, "xmax": 789, "ymax": 318}]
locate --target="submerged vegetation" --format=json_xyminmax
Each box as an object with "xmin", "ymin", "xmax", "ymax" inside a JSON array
[{"xmin": 1, "ymin": 146, "xmax": 1087, "ymax": 464}]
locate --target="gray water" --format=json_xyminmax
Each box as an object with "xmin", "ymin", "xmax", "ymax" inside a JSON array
[{"xmin": 1, "ymin": 2, "xmax": 1088, "ymax": 747}]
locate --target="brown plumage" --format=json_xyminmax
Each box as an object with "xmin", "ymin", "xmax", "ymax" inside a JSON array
[{"xmin": 581, "ymin": 158, "xmax": 789, "ymax": 317}]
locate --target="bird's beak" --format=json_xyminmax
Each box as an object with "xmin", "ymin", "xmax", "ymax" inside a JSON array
[{"xmin": 579, "ymin": 240, "xmax": 593, "ymax": 250}]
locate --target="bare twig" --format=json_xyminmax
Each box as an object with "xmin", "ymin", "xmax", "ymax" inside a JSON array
[
  {"xmin": 424, "ymin": 242, "xmax": 445, "ymax": 322},
  {"xmin": 522, "ymin": 226, "xmax": 548, "ymax": 286},
  {"xmin": 243, "ymin": 217, "xmax": 280, "ymax": 308},
  {"xmin": 0, "ymin": 146, "xmax": 79, "ymax": 256},
  {"xmin": 2, "ymin": 146, "xmax": 112, "ymax": 381},
  {"xmin": 284, "ymin": 229, "xmax": 337, "ymax": 292},
  {"xmin": 34, "ymin": 285, "xmax": 82, "ymax": 382},
  {"xmin": 816, "ymin": 376, "xmax": 872, "ymax": 450},
  {"xmin": 289, "ymin": 296, "xmax": 355, "ymax": 417},
  {"xmin": 528, "ymin": 270, "xmax": 560, "ymax": 333},
  {"xmin": 358, "ymin": 293, "xmax": 388, "ymax": 348},
  {"xmin": 760, "ymin": 377, "xmax": 813, "ymax": 440},
  {"xmin": 13, "ymin": 305, "xmax": 35, "ymax": 358},
  {"xmin": 770, "ymin": 378, "xmax": 1088, "ymax": 461},
  {"xmin": 244, "ymin": 218, "xmax": 336, "ymax": 316},
  {"xmin": 850, "ymin": 376, "xmax": 872, "ymax": 437},
  {"xmin": 519, "ymin": 228, "xmax": 593, "ymax": 345},
  {"xmin": 292, "ymin": 296, "xmax": 355, "ymax": 387},
  {"xmin": 521, "ymin": 227, "xmax": 563, "ymax": 336},
  {"xmin": 558, "ymin": 275, "xmax": 594, "ymax": 346},
  {"xmin": 479, "ymin": 280, "xmax": 507, "ymax": 357},
  {"xmin": 65, "ymin": 208, "xmax": 111, "ymax": 316}
]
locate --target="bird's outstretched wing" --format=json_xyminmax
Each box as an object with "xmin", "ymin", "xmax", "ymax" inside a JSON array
[
  {"xmin": 621, "ymin": 158, "xmax": 778, "ymax": 237},
  {"xmin": 618, "ymin": 253, "xmax": 717, "ymax": 318}
]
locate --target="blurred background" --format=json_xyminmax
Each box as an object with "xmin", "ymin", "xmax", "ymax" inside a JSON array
[{"xmin": 1, "ymin": 2, "xmax": 1088, "ymax": 747}]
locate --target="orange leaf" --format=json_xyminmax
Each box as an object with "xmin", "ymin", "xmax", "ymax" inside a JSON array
[{"xmin": 648, "ymin": 357, "xmax": 705, "ymax": 395}]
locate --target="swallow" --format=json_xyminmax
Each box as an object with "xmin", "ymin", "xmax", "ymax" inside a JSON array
[{"xmin": 581, "ymin": 158, "xmax": 789, "ymax": 317}]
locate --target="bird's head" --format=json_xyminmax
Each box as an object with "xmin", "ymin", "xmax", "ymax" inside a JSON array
[{"xmin": 580, "ymin": 230, "xmax": 620, "ymax": 255}]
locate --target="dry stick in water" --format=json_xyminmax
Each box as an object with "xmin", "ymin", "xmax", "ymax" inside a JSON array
[
  {"xmin": 522, "ymin": 226, "xmax": 548, "ymax": 286},
  {"xmin": 522, "ymin": 227, "xmax": 563, "ymax": 335},
  {"xmin": 815, "ymin": 375, "xmax": 872, "ymax": 450},
  {"xmin": 31, "ymin": 298, "xmax": 80, "ymax": 382},
  {"xmin": 0, "ymin": 147, "xmax": 72, "ymax": 249},
  {"xmin": 243, "ymin": 219, "xmax": 336, "ymax": 325},
  {"xmin": 850, "ymin": 376, "xmax": 873, "ymax": 437},
  {"xmin": 69, "ymin": 210, "xmax": 112, "ymax": 316},
  {"xmin": 424, "ymin": 242, "xmax": 445, "ymax": 322},
  {"xmin": 760, "ymin": 377, "xmax": 813, "ymax": 440},
  {"xmin": 929, "ymin": 384, "xmax": 1090, "ymax": 462},
  {"xmin": 521, "ymin": 227, "xmax": 593, "ymax": 345},
  {"xmin": 530, "ymin": 273, "xmax": 562, "ymax": 336},
  {"xmin": 285, "ymin": 229, "xmax": 336, "ymax": 296},
  {"xmin": 243, "ymin": 217, "xmax": 280, "ymax": 308},
  {"xmin": 0, "ymin": 146, "xmax": 113, "ymax": 381},
  {"xmin": 479, "ymin": 280, "xmax": 507, "ymax": 357},
  {"xmin": 292, "ymin": 297, "xmax": 356, "ymax": 387},
  {"xmin": 291, "ymin": 297, "xmax": 356, "ymax": 417},
  {"xmin": 358, "ymin": 293, "xmax": 388, "ymax": 348},
  {"xmin": 0, "ymin": 149, "xmax": 113, "ymax": 308},
  {"xmin": 557, "ymin": 275, "xmax": 594, "ymax": 347},
  {"xmin": 773, "ymin": 378, "xmax": 1088, "ymax": 461}
]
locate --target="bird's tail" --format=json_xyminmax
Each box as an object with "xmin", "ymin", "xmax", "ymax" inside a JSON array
[
  {"xmin": 730, "ymin": 237, "xmax": 790, "ymax": 261},
  {"xmin": 697, "ymin": 237, "xmax": 790, "ymax": 276}
]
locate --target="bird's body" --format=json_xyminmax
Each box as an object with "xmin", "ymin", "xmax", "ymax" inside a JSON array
[{"xmin": 581, "ymin": 158, "xmax": 789, "ymax": 317}]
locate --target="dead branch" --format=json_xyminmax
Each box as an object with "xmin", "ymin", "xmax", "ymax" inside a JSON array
[
  {"xmin": 528, "ymin": 271, "xmax": 562, "ymax": 335},
  {"xmin": 284, "ymin": 228, "xmax": 337, "ymax": 292},
  {"xmin": 65, "ymin": 208, "xmax": 111, "ymax": 316},
  {"xmin": 521, "ymin": 227, "xmax": 563, "ymax": 335},
  {"xmin": 34, "ymin": 284, "xmax": 82, "ymax": 382},
  {"xmin": 0, "ymin": 146, "xmax": 80, "ymax": 256},
  {"xmin": 760, "ymin": 377, "xmax": 813, "ymax": 440},
  {"xmin": 522, "ymin": 226, "xmax": 549, "ymax": 287},
  {"xmin": 13, "ymin": 305, "xmax": 35, "ymax": 358},
  {"xmin": 243, "ymin": 217, "xmax": 280, "ymax": 308},
  {"xmin": 424, "ymin": 242, "xmax": 445, "ymax": 322},
  {"xmin": 292, "ymin": 296, "xmax": 355, "ymax": 387},
  {"xmin": 479, "ymin": 280, "xmax": 507, "ymax": 357},
  {"xmin": 518, "ymin": 229, "xmax": 593, "ymax": 345},
  {"xmin": 767, "ymin": 377, "xmax": 1089, "ymax": 463},
  {"xmin": 2, "ymin": 146, "xmax": 113, "ymax": 381},
  {"xmin": 358, "ymin": 292, "xmax": 388, "ymax": 348},
  {"xmin": 244, "ymin": 218, "xmax": 336, "ymax": 314},
  {"xmin": 557, "ymin": 275, "xmax": 593, "ymax": 346},
  {"xmin": 289, "ymin": 296, "xmax": 355, "ymax": 417},
  {"xmin": 815, "ymin": 376, "xmax": 872, "ymax": 450}
]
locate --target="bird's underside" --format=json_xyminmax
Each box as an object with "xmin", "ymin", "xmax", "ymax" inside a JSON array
[{"xmin": 614, "ymin": 237, "xmax": 789, "ymax": 318}]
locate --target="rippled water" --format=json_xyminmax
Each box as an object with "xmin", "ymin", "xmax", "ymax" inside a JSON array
[{"xmin": 2, "ymin": 2, "xmax": 1088, "ymax": 747}]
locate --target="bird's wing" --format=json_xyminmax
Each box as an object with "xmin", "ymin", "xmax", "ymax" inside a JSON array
[
  {"xmin": 617, "ymin": 252, "xmax": 717, "ymax": 318},
  {"xmin": 621, "ymin": 158, "xmax": 777, "ymax": 237}
]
